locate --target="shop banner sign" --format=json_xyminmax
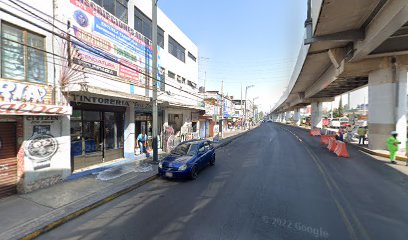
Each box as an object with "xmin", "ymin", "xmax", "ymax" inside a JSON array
[
  {"xmin": 0, "ymin": 80, "xmax": 48, "ymax": 103},
  {"xmin": 192, "ymin": 112, "xmax": 199, "ymax": 122},
  {"xmin": 0, "ymin": 102, "xmax": 72, "ymax": 115}
]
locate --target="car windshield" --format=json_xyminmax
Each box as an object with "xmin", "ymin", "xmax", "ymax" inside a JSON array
[{"xmin": 171, "ymin": 143, "xmax": 200, "ymax": 156}]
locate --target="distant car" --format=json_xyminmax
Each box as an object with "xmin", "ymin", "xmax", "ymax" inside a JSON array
[
  {"xmin": 355, "ymin": 120, "xmax": 367, "ymax": 127},
  {"xmin": 158, "ymin": 140, "xmax": 215, "ymax": 179},
  {"xmin": 304, "ymin": 116, "xmax": 311, "ymax": 126},
  {"xmin": 330, "ymin": 117, "xmax": 349, "ymax": 128}
]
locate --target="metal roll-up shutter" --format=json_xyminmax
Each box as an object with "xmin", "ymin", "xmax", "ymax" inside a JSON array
[{"xmin": 0, "ymin": 123, "xmax": 17, "ymax": 198}]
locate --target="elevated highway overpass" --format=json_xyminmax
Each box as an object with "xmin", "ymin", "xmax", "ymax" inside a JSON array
[{"xmin": 272, "ymin": 0, "xmax": 408, "ymax": 150}]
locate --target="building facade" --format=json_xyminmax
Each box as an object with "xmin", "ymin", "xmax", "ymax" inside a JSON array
[{"xmin": 0, "ymin": 0, "xmax": 201, "ymax": 197}]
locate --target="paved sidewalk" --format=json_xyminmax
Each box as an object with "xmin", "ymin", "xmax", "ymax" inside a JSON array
[{"xmin": 0, "ymin": 128, "xmax": 251, "ymax": 240}]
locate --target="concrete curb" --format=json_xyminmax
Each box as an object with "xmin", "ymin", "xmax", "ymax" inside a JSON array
[
  {"xmin": 276, "ymin": 122, "xmax": 407, "ymax": 162},
  {"xmin": 12, "ymin": 128, "xmax": 255, "ymax": 240},
  {"xmin": 7, "ymin": 174, "xmax": 158, "ymax": 240},
  {"xmin": 214, "ymin": 127, "xmax": 257, "ymax": 149}
]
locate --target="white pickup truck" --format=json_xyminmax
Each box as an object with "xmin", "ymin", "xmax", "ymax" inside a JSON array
[{"xmin": 329, "ymin": 117, "xmax": 349, "ymax": 128}]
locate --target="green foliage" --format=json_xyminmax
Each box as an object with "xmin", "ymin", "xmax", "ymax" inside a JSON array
[
  {"xmin": 258, "ymin": 111, "xmax": 264, "ymax": 120},
  {"xmin": 333, "ymin": 98, "xmax": 344, "ymax": 118}
]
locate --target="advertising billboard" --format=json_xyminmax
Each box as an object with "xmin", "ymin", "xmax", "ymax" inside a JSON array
[{"xmin": 67, "ymin": 0, "xmax": 160, "ymax": 88}]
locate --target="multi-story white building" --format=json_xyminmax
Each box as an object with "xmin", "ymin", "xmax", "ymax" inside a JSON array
[{"xmin": 0, "ymin": 0, "xmax": 201, "ymax": 197}]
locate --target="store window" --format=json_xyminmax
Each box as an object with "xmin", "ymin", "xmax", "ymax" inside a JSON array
[
  {"xmin": 104, "ymin": 112, "xmax": 124, "ymax": 150},
  {"xmin": 168, "ymin": 35, "xmax": 185, "ymax": 62},
  {"xmin": 168, "ymin": 114, "xmax": 183, "ymax": 132},
  {"xmin": 188, "ymin": 52, "xmax": 196, "ymax": 62},
  {"xmin": 70, "ymin": 110, "xmax": 124, "ymax": 157},
  {"xmin": 94, "ymin": 0, "xmax": 128, "ymax": 23},
  {"xmin": 134, "ymin": 7, "xmax": 164, "ymax": 48},
  {"xmin": 168, "ymin": 71, "xmax": 175, "ymax": 79},
  {"xmin": 159, "ymin": 67, "xmax": 165, "ymax": 91},
  {"xmin": 1, "ymin": 22, "xmax": 46, "ymax": 83}
]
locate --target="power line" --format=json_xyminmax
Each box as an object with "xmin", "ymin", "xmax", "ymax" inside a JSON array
[
  {"xmin": 0, "ymin": 45, "xmax": 204, "ymax": 104},
  {"xmin": 0, "ymin": 3, "xmax": 208, "ymax": 102},
  {"xmin": 2, "ymin": 0, "xmax": 239, "ymax": 103}
]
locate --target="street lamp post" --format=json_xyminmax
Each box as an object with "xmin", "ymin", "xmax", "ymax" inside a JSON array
[
  {"xmin": 249, "ymin": 97, "xmax": 258, "ymax": 130},
  {"xmin": 244, "ymin": 85, "xmax": 254, "ymax": 130}
]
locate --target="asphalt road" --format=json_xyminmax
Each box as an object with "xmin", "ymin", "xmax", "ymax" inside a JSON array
[{"xmin": 38, "ymin": 123, "xmax": 408, "ymax": 240}]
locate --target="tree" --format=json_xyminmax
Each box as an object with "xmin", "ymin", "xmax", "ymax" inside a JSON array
[
  {"xmin": 337, "ymin": 98, "xmax": 344, "ymax": 117},
  {"xmin": 258, "ymin": 111, "xmax": 264, "ymax": 120}
]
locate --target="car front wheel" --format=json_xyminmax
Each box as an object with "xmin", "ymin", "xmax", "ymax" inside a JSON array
[
  {"xmin": 209, "ymin": 154, "xmax": 215, "ymax": 166},
  {"xmin": 190, "ymin": 166, "xmax": 198, "ymax": 180}
]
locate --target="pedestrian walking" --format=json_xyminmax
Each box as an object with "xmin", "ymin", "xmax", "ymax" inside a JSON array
[
  {"xmin": 386, "ymin": 131, "xmax": 400, "ymax": 164},
  {"xmin": 137, "ymin": 131, "xmax": 148, "ymax": 155},
  {"xmin": 357, "ymin": 126, "xmax": 366, "ymax": 145},
  {"xmin": 345, "ymin": 125, "xmax": 353, "ymax": 143}
]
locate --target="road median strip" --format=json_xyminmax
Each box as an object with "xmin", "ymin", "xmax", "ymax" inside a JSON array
[{"xmin": 276, "ymin": 122, "xmax": 407, "ymax": 162}]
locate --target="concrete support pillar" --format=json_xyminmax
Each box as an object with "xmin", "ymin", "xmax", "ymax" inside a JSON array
[
  {"xmin": 368, "ymin": 65, "xmax": 407, "ymax": 150},
  {"xmin": 282, "ymin": 112, "xmax": 287, "ymax": 123},
  {"xmin": 124, "ymin": 102, "xmax": 135, "ymax": 160},
  {"xmin": 311, "ymin": 102, "xmax": 323, "ymax": 129},
  {"xmin": 285, "ymin": 111, "xmax": 291, "ymax": 121},
  {"xmin": 294, "ymin": 108, "xmax": 301, "ymax": 126}
]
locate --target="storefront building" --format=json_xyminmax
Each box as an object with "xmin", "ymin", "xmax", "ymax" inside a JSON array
[
  {"xmin": 69, "ymin": 94, "xmax": 128, "ymax": 170},
  {"xmin": 0, "ymin": 0, "xmax": 201, "ymax": 197},
  {"xmin": 0, "ymin": 0, "xmax": 74, "ymax": 197},
  {"xmin": 0, "ymin": 82, "xmax": 71, "ymax": 197}
]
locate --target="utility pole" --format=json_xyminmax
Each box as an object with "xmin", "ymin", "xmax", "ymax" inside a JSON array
[
  {"xmin": 244, "ymin": 88, "xmax": 247, "ymax": 130},
  {"xmin": 244, "ymin": 85, "xmax": 254, "ymax": 130},
  {"xmin": 204, "ymin": 71, "xmax": 207, "ymax": 91},
  {"xmin": 249, "ymin": 98, "xmax": 255, "ymax": 129},
  {"xmin": 220, "ymin": 80, "xmax": 224, "ymax": 138},
  {"xmin": 240, "ymin": 83, "xmax": 243, "ymax": 129},
  {"xmin": 152, "ymin": 0, "xmax": 158, "ymax": 163},
  {"xmin": 250, "ymin": 97, "xmax": 258, "ymax": 130}
]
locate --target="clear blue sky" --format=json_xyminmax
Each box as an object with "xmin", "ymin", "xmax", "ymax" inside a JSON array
[{"xmin": 159, "ymin": 0, "xmax": 307, "ymax": 112}]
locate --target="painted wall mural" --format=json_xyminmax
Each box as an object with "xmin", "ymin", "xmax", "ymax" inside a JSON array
[
  {"xmin": 0, "ymin": 80, "xmax": 72, "ymax": 115},
  {"xmin": 24, "ymin": 117, "xmax": 60, "ymax": 171}
]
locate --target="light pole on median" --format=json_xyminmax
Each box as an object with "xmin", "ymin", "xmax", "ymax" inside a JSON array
[{"xmin": 244, "ymin": 85, "xmax": 254, "ymax": 130}]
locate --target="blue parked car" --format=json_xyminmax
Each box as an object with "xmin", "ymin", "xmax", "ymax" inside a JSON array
[{"xmin": 158, "ymin": 140, "xmax": 215, "ymax": 179}]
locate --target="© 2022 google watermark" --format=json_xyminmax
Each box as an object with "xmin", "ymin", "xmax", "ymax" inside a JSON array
[{"xmin": 262, "ymin": 215, "xmax": 330, "ymax": 239}]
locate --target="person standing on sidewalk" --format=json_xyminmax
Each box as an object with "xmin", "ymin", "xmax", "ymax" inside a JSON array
[
  {"xmin": 357, "ymin": 126, "xmax": 366, "ymax": 145},
  {"xmin": 137, "ymin": 131, "xmax": 148, "ymax": 155},
  {"xmin": 406, "ymin": 140, "xmax": 408, "ymax": 166},
  {"xmin": 336, "ymin": 128, "xmax": 344, "ymax": 142},
  {"xmin": 386, "ymin": 131, "xmax": 400, "ymax": 164}
]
